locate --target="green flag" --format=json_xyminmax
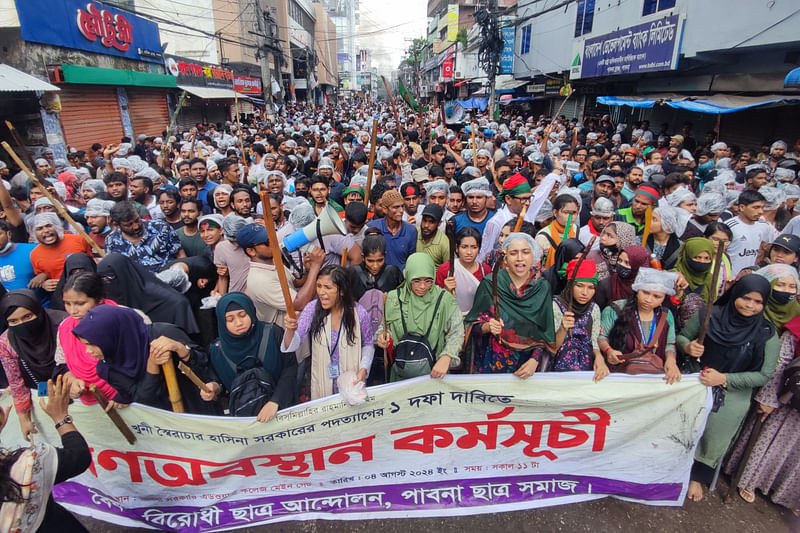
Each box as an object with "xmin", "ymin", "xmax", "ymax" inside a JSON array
[{"xmin": 398, "ymin": 80, "xmax": 420, "ymax": 112}]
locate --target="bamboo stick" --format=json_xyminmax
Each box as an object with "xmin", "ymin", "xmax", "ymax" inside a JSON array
[
  {"xmin": 89, "ymin": 385, "xmax": 137, "ymax": 444},
  {"xmin": 177, "ymin": 361, "xmax": 211, "ymax": 394},
  {"xmin": 161, "ymin": 357, "xmax": 184, "ymax": 413},
  {"xmin": 259, "ymin": 190, "xmax": 296, "ymax": 319}
]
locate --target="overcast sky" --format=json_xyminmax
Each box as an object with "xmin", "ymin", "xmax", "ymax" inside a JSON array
[{"xmin": 356, "ymin": 0, "xmax": 428, "ymax": 73}]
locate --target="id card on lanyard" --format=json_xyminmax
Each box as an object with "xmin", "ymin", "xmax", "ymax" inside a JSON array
[
  {"xmin": 636, "ymin": 309, "xmax": 658, "ymax": 346},
  {"xmin": 326, "ymin": 323, "xmax": 342, "ymax": 380}
]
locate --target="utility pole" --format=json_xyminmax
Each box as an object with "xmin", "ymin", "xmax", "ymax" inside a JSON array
[
  {"xmin": 475, "ymin": 0, "xmax": 503, "ymax": 118},
  {"xmin": 253, "ymin": 0, "xmax": 274, "ymax": 114}
]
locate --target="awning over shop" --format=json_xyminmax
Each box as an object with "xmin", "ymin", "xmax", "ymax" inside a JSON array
[
  {"xmin": 784, "ymin": 67, "xmax": 800, "ymax": 88},
  {"xmin": 0, "ymin": 64, "xmax": 59, "ymax": 92},
  {"xmin": 495, "ymin": 75, "xmax": 526, "ymax": 94},
  {"xmin": 456, "ymin": 97, "xmax": 488, "ymax": 111},
  {"xmin": 597, "ymin": 94, "xmax": 800, "ymax": 114},
  {"xmin": 61, "ymin": 64, "xmax": 175, "ymax": 88},
  {"xmin": 178, "ymin": 85, "xmax": 237, "ymax": 99}
]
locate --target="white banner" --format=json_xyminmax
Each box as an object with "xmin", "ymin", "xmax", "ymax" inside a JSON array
[{"xmin": 0, "ymin": 374, "xmax": 711, "ymax": 531}]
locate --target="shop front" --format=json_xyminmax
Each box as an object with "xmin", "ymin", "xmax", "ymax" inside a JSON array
[{"xmin": 164, "ymin": 55, "xmax": 237, "ymax": 127}]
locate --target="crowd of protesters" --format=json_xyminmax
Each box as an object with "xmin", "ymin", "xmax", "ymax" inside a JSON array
[{"xmin": 1, "ymin": 100, "xmax": 799, "ymax": 529}]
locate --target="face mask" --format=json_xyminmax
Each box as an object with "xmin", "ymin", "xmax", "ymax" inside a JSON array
[
  {"xmin": 616, "ymin": 264, "xmax": 632, "ymax": 279},
  {"xmin": 0, "ymin": 241, "xmax": 12, "ymax": 254},
  {"xmin": 771, "ymin": 290, "xmax": 795, "ymax": 306},
  {"xmin": 687, "ymin": 258, "xmax": 712, "ymax": 273},
  {"xmin": 296, "ymin": 190, "xmax": 309, "ymax": 198},
  {"xmin": 9, "ymin": 315, "xmax": 43, "ymax": 339},
  {"xmin": 249, "ymin": 156, "xmax": 256, "ymax": 162},
  {"xmin": 600, "ymin": 243, "xmax": 618, "ymax": 257}
]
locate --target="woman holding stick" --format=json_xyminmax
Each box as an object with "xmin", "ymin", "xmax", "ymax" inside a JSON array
[
  {"xmin": 677, "ymin": 275, "xmax": 779, "ymax": 502},
  {"xmin": 72, "ymin": 304, "xmax": 221, "ymax": 414}
]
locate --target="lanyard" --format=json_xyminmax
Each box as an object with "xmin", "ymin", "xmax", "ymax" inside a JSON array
[
  {"xmin": 324, "ymin": 321, "xmax": 342, "ymax": 360},
  {"xmin": 635, "ymin": 309, "xmax": 658, "ymax": 345}
]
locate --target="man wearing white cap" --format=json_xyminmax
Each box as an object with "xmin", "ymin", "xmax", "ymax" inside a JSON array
[
  {"xmin": 453, "ymin": 177, "xmax": 495, "ymax": 234},
  {"xmin": 579, "ymin": 197, "xmax": 614, "ymax": 252},
  {"xmin": 30, "ymin": 213, "xmax": 92, "ymax": 290},
  {"xmin": 84, "ymin": 198, "xmax": 115, "ymax": 250}
]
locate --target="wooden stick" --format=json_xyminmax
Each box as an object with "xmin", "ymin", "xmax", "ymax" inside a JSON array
[
  {"xmin": 641, "ymin": 205, "xmax": 653, "ymax": 246},
  {"xmin": 162, "ymin": 90, "xmax": 187, "ymax": 164},
  {"xmin": 234, "ymin": 91, "xmax": 246, "ymax": 167},
  {"xmin": 4, "ymin": 120, "xmax": 36, "ymax": 170},
  {"xmin": 2, "ymin": 142, "xmax": 106, "ymax": 257},
  {"xmin": 88, "ymin": 385, "xmax": 137, "ymax": 444},
  {"xmin": 340, "ymin": 248, "xmax": 348, "ymax": 267},
  {"xmin": 381, "ymin": 75, "xmax": 403, "ymax": 143},
  {"xmin": 470, "ymin": 121, "xmax": 477, "ymax": 155},
  {"xmin": 551, "ymin": 88, "xmax": 575, "ymax": 122},
  {"xmin": 161, "ymin": 357, "xmax": 184, "ymax": 413},
  {"xmin": 177, "ymin": 361, "xmax": 211, "ymax": 394},
  {"xmin": 363, "ymin": 118, "xmax": 379, "ymax": 210},
  {"xmin": 697, "ymin": 242, "xmax": 725, "ymax": 345},
  {"xmin": 513, "ymin": 204, "xmax": 528, "ymax": 232},
  {"xmin": 259, "ymin": 190, "xmax": 296, "ymax": 319}
]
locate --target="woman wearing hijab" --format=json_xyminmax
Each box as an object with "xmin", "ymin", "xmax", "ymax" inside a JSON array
[
  {"xmin": 672, "ymin": 237, "xmax": 716, "ymax": 328},
  {"xmin": 97, "ymin": 252, "xmax": 199, "ymax": 335},
  {"xmin": 754, "ymin": 264, "xmax": 800, "ymax": 333},
  {"xmin": 72, "ymin": 304, "xmax": 220, "ymax": 414},
  {"xmin": 349, "ymin": 235, "xmax": 404, "ymax": 301},
  {"xmin": 168, "ymin": 256, "xmax": 220, "ymax": 348},
  {"xmin": 644, "ymin": 206, "xmax": 685, "ymax": 270},
  {"xmin": 677, "ymin": 275, "xmax": 780, "ymax": 502},
  {"xmin": 587, "ymin": 221, "xmax": 637, "ymax": 282},
  {"xmin": 466, "ymin": 233, "xmax": 555, "ymax": 377},
  {"xmin": 548, "ymin": 258, "xmax": 608, "ymax": 380},
  {"xmin": 724, "ymin": 315, "xmax": 800, "ymax": 512},
  {"xmin": 0, "ymin": 290, "xmax": 68, "ymax": 441},
  {"xmin": 49, "ymin": 253, "xmax": 96, "ymax": 311},
  {"xmin": 209, "ymin": 292, "xmax": 296, "ymax": 421},
  {"xmin": 540, "ymin": 238, "xmax": 585, "ymax": 296},
  {"xmin": 598, "ymin": 268, "xmax": 682, "ymax": 382},
  {"xmin": 376, "ymin": 253, "xmax": 463, "ymax": 381},
  {"xmin": 595, "ymin": 245, "xmax": 650, "ymax": 309},
  {"xmin": 283, "ymin": 265, "xmax": 374, "ymax": 399},
  {"xmin": 0, "ymin": 376, "xmax": 91, "ymax": 533}
]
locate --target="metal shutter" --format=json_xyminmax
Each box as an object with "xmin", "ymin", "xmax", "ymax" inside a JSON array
[
  {"xmin": 58, "ymin": 86, "xmax": 124, "ymax": 151},
  {"xmin": 127, "ymin": 88, "xmax": 170, "ymax": 139}
]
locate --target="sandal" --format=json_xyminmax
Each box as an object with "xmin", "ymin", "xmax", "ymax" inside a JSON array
[{"xmin": 738, "ymin": 488, "xmax": 755, "ymax": 503}]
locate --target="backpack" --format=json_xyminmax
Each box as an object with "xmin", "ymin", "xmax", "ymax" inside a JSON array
[
  {"xmin": 390, "ymin": 291, "xmax": 445, "ymax": 381},
  {"xmin": 219, "ymin": 326, "xmax": 276, "ymax": 417},
  {"xmin": 779, "ymin": 356, "xmax": 800, "ymax": 412}
]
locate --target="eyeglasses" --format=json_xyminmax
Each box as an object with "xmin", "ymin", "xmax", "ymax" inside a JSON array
[
  {"xmin": 510, "ymin": 195, "xmax": 532, "ymax": 202},
  {"xmin": 411, "ymin": 278, "xmax": 434, "ymax": 287}
]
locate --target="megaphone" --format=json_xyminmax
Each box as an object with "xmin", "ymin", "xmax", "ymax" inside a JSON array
[{"xmin": 283, "ymin": 203, "xmax": 346, "ymax": 252}]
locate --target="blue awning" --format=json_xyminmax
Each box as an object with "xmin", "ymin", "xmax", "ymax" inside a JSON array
[
  {"xmin": 597, "ymin": 94, "xmax": 800, "ymax": 114},
  {"xmin": 785, "ymin": 67, "xmax": 800, "ymax": 88},
  {"xmin": 456, "ymin": 97, "xmax": 488, "ymax": 111}
]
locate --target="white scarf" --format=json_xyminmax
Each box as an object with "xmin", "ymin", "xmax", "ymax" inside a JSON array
[
  {"xmin": 454, "ymin": 260, "xmax": 481, "ymax": 314},
  {"xmin": 310, "ymin": 312, "xmax": 361, "ymax": 400},
  {"xmin": 0, "ymin": 442, "xmax": 58, "ymax": 533}
]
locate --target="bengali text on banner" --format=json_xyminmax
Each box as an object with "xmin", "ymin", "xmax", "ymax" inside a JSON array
[{"xmin": 0, "ymin": 373, "xmax": 711, "ymax": 532}]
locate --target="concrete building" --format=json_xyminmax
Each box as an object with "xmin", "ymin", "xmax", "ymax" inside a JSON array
[
  {"xmin": 324, "ymin": 0, "xmax": 359, "ymax": 94},
  {"xmin": 513, "ymin": 0, "xmax": 800, "ymax": 145}
]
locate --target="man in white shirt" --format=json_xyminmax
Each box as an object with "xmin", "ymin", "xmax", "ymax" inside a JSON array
[{"xmin": 725, "ymin": 190, "xmax": 774, "ymax": 275}]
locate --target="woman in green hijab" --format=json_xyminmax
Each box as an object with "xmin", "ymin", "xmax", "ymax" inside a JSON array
[
  {"xmin": 376, "ymin": 253, "xmax": 464, "ymax": 381},
  {"xmin": 754, "ymin": 264, "xmax": 800, "ymax": 332},
  {"xmin": 673, "ymin": 237, "xmax": 722, "ymax": 330},
  {"xmin": 466, "ymin": 233, "xmax": 555, "ymax": 377}
]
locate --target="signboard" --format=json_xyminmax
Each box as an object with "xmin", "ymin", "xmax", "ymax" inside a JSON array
[
  {"xmin": 15, "ymin": 0, "xmax": 163, "ymax": 63},
  {"xmin": 526, "ymin": 83, "xmax": 546, "ymax": 93},
  {"xmin": 571, "ymin": 14, "xmax": 683, "ymax": 79},
  {"xmin": 442, "ymin": 58, "xmax": 453, "ymax": 79},
  {"xmin": 447, "ymin": 4, "xmax": 459, "ymax": 42},
  {"xmin": 500, "ymin": 27, "xmax": 515, "ymax": 74},
  {"xmin": 545, "ymin": 78, "xmax": 563, "ymax": 95},
  {"xmin": 164, "ymin": 54, "xmax": 233, "ymax": 89},
  {"xmin": 0, "ymin": 375, "xmax": 710, "ymax": 531},
  {"xmin": 234, "ymin": 75, "xmax": 263, "ymax": 95}
]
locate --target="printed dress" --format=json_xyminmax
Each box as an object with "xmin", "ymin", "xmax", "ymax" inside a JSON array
[{"xmin": 550, "ymin": 299, "xmax": 600, "ymax": 371}]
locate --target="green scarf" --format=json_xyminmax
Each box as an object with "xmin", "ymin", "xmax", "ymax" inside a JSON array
[
  {"xmin": 673, "ymin": 237, "xmax": 716, "ymax": 301},
  {"xmin": 764, "ymin": 278, "xmax": 800, "ymax": 332},
  {"xmin": 465, "ymin": 269, "xmax": 555, "ymax": 350},
  {"xmin": 384, "ymin": 253, "xmax": 460, "ymax": 354}
]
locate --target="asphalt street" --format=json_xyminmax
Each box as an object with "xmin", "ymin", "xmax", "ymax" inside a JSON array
[{"xmin": 77, "ymin": 476, "xmax": 798, "ymax": 533}]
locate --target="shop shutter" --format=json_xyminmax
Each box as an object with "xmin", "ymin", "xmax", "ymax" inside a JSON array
[
  {"xmin": 127, "ymin": 88, "xmax": 170, "ymax": 139},
  {"xmin": 58, "ymin": 86, "xmax": 124, "ymax": 152}
]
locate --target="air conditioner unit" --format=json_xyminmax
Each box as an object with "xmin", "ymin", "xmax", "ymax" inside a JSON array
[{"xmin": 455, "ymin": 71, "xmax": 462, "ymax": 78}]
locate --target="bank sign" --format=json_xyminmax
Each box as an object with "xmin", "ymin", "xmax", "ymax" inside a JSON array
[
  {"xmin": 15, "ymin": 0, "xmax": 163, "ymax": 63},
  {"xmin": 570, "ymin": 14, "xmax": 683, "ymax": 79}
]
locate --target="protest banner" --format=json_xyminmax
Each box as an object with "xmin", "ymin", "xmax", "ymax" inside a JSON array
[{"xmin": 0, "ymin": 373, "xmax": 711, "ymax": 531}]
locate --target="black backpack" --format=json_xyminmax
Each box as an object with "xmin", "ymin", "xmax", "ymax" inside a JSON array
[
  {"xmin": 218, "ymin": 326, "xmax": 276, "ymax": 417},
  {"xmin": 390, "ymin": 291, "xmax": 445, "ymax": 381},
  {"xmin": 780, "ymin": 357, "xmax": 800, "ymax": 412}
]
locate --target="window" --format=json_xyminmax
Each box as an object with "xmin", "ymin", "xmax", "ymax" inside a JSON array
[
  {"xmin": 520, "ymin": 25, "xmax": 531, "ymax": 54},
  {"xmin": 574, "ymin": 0, "xmax": 595, "ymax": 37},
  {"xmin": 642, "ymin": 0, "xmax": 676, "ymax": 16}
]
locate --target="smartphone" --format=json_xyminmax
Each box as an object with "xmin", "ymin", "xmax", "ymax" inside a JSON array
[{"xmin": 38, "ymin": 381, "xmax": 48, "ymax": 397}]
